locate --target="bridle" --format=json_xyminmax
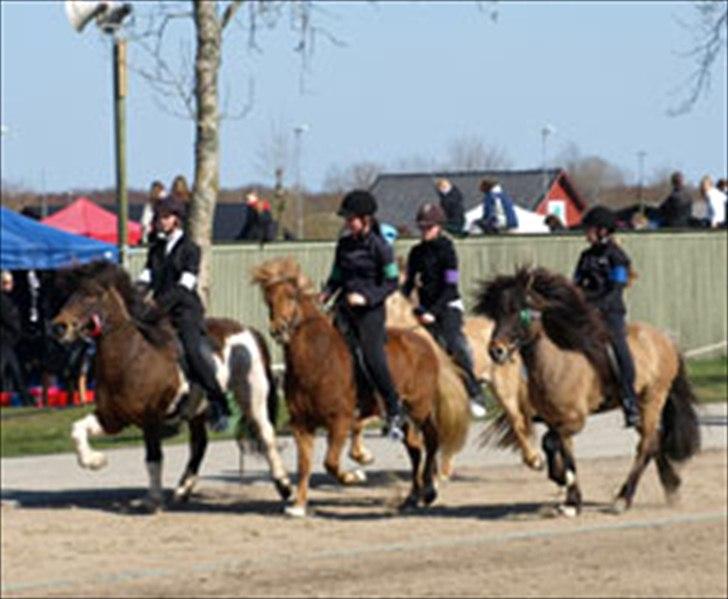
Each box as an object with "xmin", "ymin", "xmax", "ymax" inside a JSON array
[
  {"xmin": 260, "ymin": 276, "xmax": 320, "ymax": 344},
  {"xmin": 490, "ymin": 307, "xmax": 542, "ymax": 363}
]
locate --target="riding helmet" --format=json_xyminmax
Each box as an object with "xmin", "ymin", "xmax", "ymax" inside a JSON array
[
  {"xmin": 416, "ymin": 202, "xmax": 446, "ymax": 227},
  {"xmin": 580, "ymin": 205, "xmax": 616, "ymax": 231},
  {"xmin": 337, "ymin": 190, "xmax": 378, "ymax": 218}
]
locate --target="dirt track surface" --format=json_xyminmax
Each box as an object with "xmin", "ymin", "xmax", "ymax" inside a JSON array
[{"xmin": 2, "ymin": 405, "xmax": 727, "ymax": 598}]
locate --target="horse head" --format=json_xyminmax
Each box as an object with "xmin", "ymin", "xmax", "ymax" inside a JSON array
[
  {"xmin": 473, "ymin": 268, "xmax": 546, "ymax": 364},
  {"xmin": 52, "ymin": 281, "xmax": 122, "ymax": 344},
  {"xmin": 252, "ymin": 257, "xmax": 316, "ymax": 344}
]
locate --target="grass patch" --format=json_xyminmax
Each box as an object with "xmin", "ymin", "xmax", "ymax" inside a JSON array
[{"xmin": 1, "ymin": 356, "xmax": 725, "ymax": 459}]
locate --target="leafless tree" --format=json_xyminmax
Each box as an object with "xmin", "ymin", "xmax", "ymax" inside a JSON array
[
  {"xmin": 443, "ymin": 135, "xmax": 512, "ymax": 170},
  {"xmin": 669, "ymin": 1, "xmax": 727, "ymax": 116},
  {"xmin": 322, "ymin": 161, "xmax": 385, "ymax": 193},
  {"xmin": 557, "ymin": 143, "xmax": 626, "ymax": 205}
]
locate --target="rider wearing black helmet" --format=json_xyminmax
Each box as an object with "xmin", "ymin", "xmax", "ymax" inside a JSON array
[
  {"xmin": 574, "ymin": 205, "xmax": 640, "ymax": 427},
  {"xmin": 402, "ymin": 203, "xmax": 487, "ymax": 418},
  {"xmin": 136, "ymin": 196, "xmax": 231, "ymax": 432},
  {"xmin": 320, "ymin": 190, "xmax": 405, "ymax": 441}
]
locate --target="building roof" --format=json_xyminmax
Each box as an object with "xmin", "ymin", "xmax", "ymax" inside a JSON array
[{"xmin": 369, "ymin": 168, "xmax": 577, "ymax": 231}]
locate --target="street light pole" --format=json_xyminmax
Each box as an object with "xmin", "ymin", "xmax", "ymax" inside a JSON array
[
  {"xmin": 293, "ymin": 124, "xmax": 309, "ymax": 240},
  {"xmin": 113, "ymin": 36, "xmax": 128, "ymax": 266},
  {"xmin": 637, "ymin": 150, "xmax": 647, "ymax": 213},
  {"xmin": 541, "ymin": 124, "xmax": 555, "ymax": 199}
]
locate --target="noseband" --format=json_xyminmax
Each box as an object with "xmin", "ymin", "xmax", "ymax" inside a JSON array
[{"xmin": 493, "ymin": 308, "xmax": 541, "ymax": 360}]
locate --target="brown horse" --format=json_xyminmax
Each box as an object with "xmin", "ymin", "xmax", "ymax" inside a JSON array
[
  {"xmin": 385, "ymin": 289, "xmax": 540, "ymax": 474},
  {"xmin": 252, "ymin": 256, "xmax": 470, "ymax": 517},
  {"xmin": 52, "ymin": 261, "xmax": 292, "ymax": 510},
  {"xmin": 474, "ymin": 266, "xmax": 701, "ymax": 516}
]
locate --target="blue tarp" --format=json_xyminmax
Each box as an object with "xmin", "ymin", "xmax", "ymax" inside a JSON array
[{"xmin": 1, "ymin": 206, "xmax": 118, "ymax": 270}]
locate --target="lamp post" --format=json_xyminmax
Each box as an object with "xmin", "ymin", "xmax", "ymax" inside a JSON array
[
  {"xmin": 64, "ymin": 1, "xmax": 132, "ymax": 265},
  {"xmin": 293, "ymin": 124, "xmax": 309, "ymax": 240},
  {"xmin": 637, "ymin": 150, "xmax": 647, "ymax": 213},
  {"xmin": 541, "ymin": 123, "xmax": 555, "ymax": 199}
]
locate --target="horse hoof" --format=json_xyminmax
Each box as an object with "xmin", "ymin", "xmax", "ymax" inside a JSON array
[
  {"xmin": 274, "ymin": 478, "xmax": 293, "ymax": 501},
  {"xmin": 557, "ymin": 504, "xmax": 579, "ymax": 518},
  {"xmin": 526, "ymin": 454, "xmax": 545, "ymax": 471},
  {"xmin": 352, "ymin": 469, "xmax": 367, "ymax": 483},
  {"xmin": 83, "ymin": 452, "xmax": 108, "ymax": 471},
  {"xmin": 398, "ymin": 494, "xmax": 420, "ymax": 512},
  {"xmin": 349, "ymin": 450, "xmax": 375, "ymax": 466},
  {"xmin": 421, "ymin": 486, "xmax": 438, "ymax": 507},
  {"xmin": 609, "ymin": 497, "xmax": 629, "ymax": 515},
  {"xmin": 139, "ymin": 496, "xmax": 163, "ymax": 514},
  {"xmin": 284, "ymin": 505, "xmax": 307, "ymax": 518}
]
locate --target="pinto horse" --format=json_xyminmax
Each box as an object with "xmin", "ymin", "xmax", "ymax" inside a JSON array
[
  {"xmin": 252, "ymin": 257, "xmax": 470, "ymax": 517},
  {"xmin": 474, "ymin": 266, "xmax": 701, "ymax": 516},
  {"xmin": 52, "ymin": 261, "xmax": 292, "ymax": 510}
]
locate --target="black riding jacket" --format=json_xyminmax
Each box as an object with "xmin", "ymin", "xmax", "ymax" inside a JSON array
[
  {"xmin": 142, "ymin": 233, "xmax": 204, "ymax": 325},
  {"xmin": 323, "ymin": 229, "xmax": 399, "ymax": 308},
  {"xmin": 402, "ymin": 235, "xmax": 461, "ymax": 316},
  {"xmin": 573, "ymin": 238, "xmax": 630, "ymax": 315}
]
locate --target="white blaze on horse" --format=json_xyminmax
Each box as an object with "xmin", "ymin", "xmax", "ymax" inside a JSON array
[{"xmin": 52, "ymin": 261, "xmax": 291, "ymax": 511}]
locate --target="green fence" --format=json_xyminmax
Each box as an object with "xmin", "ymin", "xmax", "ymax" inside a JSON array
[{"xmin": 128, "ymin": 230, "xmax": 727, "ymax": 362}]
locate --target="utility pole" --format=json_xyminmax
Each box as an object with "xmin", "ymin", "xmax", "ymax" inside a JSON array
[
  {"xmin": 293, "ymin": 124, "xmax": 309, "ymax": 240},
  {"xmin": 541, "ymin": 124, "xmax": 555, "ymax": 200},
  {"xmin": 637, "ymin": 150, "xmax": 647, "ymax": 213}
]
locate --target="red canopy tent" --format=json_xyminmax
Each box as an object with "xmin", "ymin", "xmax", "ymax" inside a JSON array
[{"xmin": 42, "ymin": 197, "xmax": 142, "ymax": 245}]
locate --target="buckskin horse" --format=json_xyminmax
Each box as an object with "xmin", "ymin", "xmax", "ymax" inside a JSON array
[
  {"xmin": 52, "ymin": 261, "xmax": 292, "ymax": 511},
  {"xmin": 252, "ymin": 256, "xmax": 470, "ymax": 517},
  {"xmin": 474, "ymin": 266, "xmax": 700, "ymax": 516}
]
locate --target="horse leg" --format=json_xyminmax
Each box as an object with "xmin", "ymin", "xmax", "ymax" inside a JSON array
[
  {"xmin": 400, "ymin": 422, "xmax": 424, "ymax": 511},
  {"xmin": 71, "ymin": 412, "xmax": 109, "ymax": 470},
  {"xmin": 142, "ymin": 423, "xmax": 164, "ymax": 512},
  {"xmin": 173, "ymin": 412, "xmax": 208, "ymax": 503},
  {"xmin": 491, "ymin": 363, "xmax": 543, "ymax": 470},
  {"xmin": 285, "ymin": 425, "xmax": 315, "ymax": 518},
  {"xmin": 557, "ymin": 435, "xmax": 582, "ymax": 517},
  {"xmin": 325, "ymin": 414, "xmax": 366, "ymax": 485},
  {"xmin": 419, "ymin": 416, "xmax": 440, "ymax": 507},
  {"xmin": 348, "ymin": 415, "xmax": 376, "ymax": 466},
  {"xmin": 245, "ymin": 375, "xmax": 293, "ymax": 501},
  {"xmin": 542, "ymin": 428, "xmax": 567, "ymax": 487},
  {"xmin": 612, "ymin": 396, "xmax": 661, "ymax": 513}
]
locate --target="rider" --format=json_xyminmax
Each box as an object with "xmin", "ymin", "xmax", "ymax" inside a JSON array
[
  {"xmin": 574, "ymin": 205, "xmax": 640, "ymax": 428},
  {"xmin": 401, "ymin": 202, "xmax": 488, "ymax": 418},
  {"xmin": 320, "ymin": 190, "xmax": 406, "ymax": 442},
  {"xmin": 136, "ymin": 196, "xmax": 231, "ymax": 432}
]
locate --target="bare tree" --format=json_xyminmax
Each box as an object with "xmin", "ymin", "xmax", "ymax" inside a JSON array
[
  {"xmin": 444, "ymin": 135, "xmax": 512, "ymax": 170},
  {"xmin": 669, "ymin": 1, "xmax": 727, "ymax": 116},
  {"xmin": 557, "ymin": 143, "xmax": 626, "ymax": 205},
  {"xmin": 322, "ymin": 161, "xmax": 385, "ymax": 193}
]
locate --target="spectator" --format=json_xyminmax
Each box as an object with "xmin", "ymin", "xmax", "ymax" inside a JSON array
[
  {"xmin": 434, "ymin": 177, "xmax": 466, "ymax": 236},
  {"xmin": 658, "ymin": 171, "xmax": 692, "ymax": 228},
  {"xmin": 236, "ymin": 191, "xmax": 277, "ymax": 243},
  {"xmin": 718, "ymin": 178, "xmax": 728, "ymax": 228},
  {"xmin": 689, "ymin": 177, "xmax": 713, "ymax": 228},
  {"xmin": 544, "ymin": 213, "xmax": 565, "ymax": 232},
  {"xmin": 700, "ymin": 175, "xmax": 726, "ymax": 228},
  {"xmin": 169, "ymin": 174, "xmax": 191, "ymax": 221},
  {"xmin": 141, "ymin": 180, "xmax": 166, "ymax": 243},
  {"xmin": 475, "ymin": 178, "xmax": 518, "ymax": 234},
  {"xmin": 1, "ymin": 270, "xmax": 33, "ymax": 406}
]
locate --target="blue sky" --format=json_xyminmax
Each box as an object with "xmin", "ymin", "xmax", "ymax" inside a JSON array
[{"xmin": 1, "ymin": 1, "xmax": 726, "ymax": 194}]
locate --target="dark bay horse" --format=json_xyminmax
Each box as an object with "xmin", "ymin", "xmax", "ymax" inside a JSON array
[
  {"xmin": 474, "ymin": 266, "xmax": 701, "ymax": 516},
  {"xmin": 52, "ymin": 261, "xmax": 292, "ymax": 510},
  {"xmin": 252, "ymin": 257, "xmax": 470, "ymax": 517}
]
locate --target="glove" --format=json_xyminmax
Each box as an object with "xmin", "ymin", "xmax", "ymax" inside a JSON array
[{"xmin": 346, "ymin": 292, "xmax": 367, "ymax": 307}]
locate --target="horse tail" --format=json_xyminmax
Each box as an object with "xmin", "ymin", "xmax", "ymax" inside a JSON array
[
  {"xmin": 659, "ymin": 356, "xmax": 701, "ymax": 463},
  {"xmin": 432, "ymin": 345, "xmax": 470, "ymax": 458},
  {"xmin": 249, "ymin": 327, "xmax": 279, "ymax": 428},
  {"xmin": 480, "ymin": 411, "xmax": 519, "ymax": 450}
]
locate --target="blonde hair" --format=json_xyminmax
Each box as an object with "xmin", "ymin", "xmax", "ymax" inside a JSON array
[{"xmin": 700, "ymin": 175, "xmax": 713, "ymax": 195}]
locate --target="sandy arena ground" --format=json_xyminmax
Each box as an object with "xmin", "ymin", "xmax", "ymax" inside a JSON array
[{"xmin": 2, "ymin": 406, "xmax": 726, "ymax": 598}]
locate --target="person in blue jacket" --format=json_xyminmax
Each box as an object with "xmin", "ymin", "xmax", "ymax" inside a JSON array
[
  {"xmin": 320, "ymin": 190, "xmax": 405, "ymax": 441},
  {"xmin": 476, "ymin": 178, "xmax": 519, "ymax": 233},
  {"xmin": 573, "ymin": 205, "xmax": 640, "ymax": 428}
]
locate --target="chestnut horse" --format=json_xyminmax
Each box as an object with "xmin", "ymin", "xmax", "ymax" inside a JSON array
[
  {"xmin": 475, "ymin": 266, "xmax": 701, "ymax": 516},
  {"xmin": 52, "ymin": 261, "xmax": 292, "ymax": 510},
  {"xmin": 385, "ymin": 291, "xmax": 539, "ymax": 475},
  {"xmin": 252, "ymin": 257, "xmax": 470, "ymax": 517}
]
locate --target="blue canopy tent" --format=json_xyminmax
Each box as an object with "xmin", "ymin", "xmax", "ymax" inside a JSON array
[{"xmin": 1, "ymin": 206, "xmax": 118, "ymax": 270}]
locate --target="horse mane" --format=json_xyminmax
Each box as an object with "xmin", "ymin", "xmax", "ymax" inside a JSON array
[
  {"xmin": 56, "ymin": 261, "xmax": 176, "ymax": 349},
  {"xmin": 251, "ymin": 256, "xmax": 316, "ymax": 294},
  {"xmin": 475, "ymin": 266, "xmax": 614, "ymax": 391}
]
